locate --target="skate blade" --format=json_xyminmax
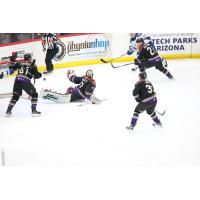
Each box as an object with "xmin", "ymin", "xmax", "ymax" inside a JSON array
[
  {"xmin": 32, "ymin": 113, "xmax": 41, "ymax": 117},
  {"xmin": 126, "ymin": 126, "xmax": 134, "ymax": 131},
  {"xmin": 152, "ymin": 124, "xmax": 162, "ymax": 128},
  {"xmin": 5, "ymin": 114, "xmax": 12, "ymax": 117},
  {"xmin": 43, "ymin": 72, "xmax": 53, "ymax": 76}
]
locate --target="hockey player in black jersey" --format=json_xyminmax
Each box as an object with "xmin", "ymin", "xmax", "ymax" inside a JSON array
[
  {"xmin": 40, "ymin": 69, "xmax": 101, "ymax": 104},
  {"xmin": 5, "ymin": 53, "xmax": 42, "ymax": 117},
  {"xmin": 126, "ymin": 72, "xmax": 162, "ymax": 131},
  {"xmin": 133, "ymin": 38, "xmax": 174, "ymax": 79}
]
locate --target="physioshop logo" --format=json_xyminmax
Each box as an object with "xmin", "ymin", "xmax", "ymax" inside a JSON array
[
  {"xmin": 53, "ymin": 41, "xmax": 66, "ymax": 61},
  {"xmin": 67, "ymin": 38, "xmax": 110, "ymax": 54}
]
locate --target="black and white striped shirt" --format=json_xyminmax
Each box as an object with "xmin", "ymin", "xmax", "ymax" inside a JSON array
[{"xmin": 42, "ymin": 33, "xmax": 58, "ymax": 50}]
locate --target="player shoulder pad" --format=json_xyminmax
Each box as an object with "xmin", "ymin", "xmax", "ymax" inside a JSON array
[
  {"xmin": 135, "ymin": 80, "xmax": 142, "ymax": 85},
  {"xmin": 143, "ymin": 44, "xmax": 149, "ymax": 49},
  {"xmin": 84, "ymin": 76, "xmax": 96, "ymax": 86},
  {"xmin": 135, "ymin": 80, "xmax": 143, "ymax": 87},
  {"xmin": 145, "ymin": 80, "xmax": 152, "ymax": 85},
  {"xmin": 90, "ymin": 78, "xmax": 96, "ymax": 86}
]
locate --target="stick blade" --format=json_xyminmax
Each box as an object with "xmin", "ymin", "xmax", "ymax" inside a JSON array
[
  {"xmin": 161, "ymin": 110, "xmax": 166, "ymax": 116},
  {"xmin": 100, "ymin": 58, "xmax": 108, "ymax": 63},
  {"xmin": 111, "ymin": 62, "xmax": 117, "ymax": 68}
]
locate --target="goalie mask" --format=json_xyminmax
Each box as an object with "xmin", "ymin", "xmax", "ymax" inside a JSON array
[{"xmin": 86, "ymin": 69, "xmax": 93, "ymax": 78}]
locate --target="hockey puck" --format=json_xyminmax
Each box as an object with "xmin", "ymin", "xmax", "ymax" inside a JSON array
[{"xmin": 43, "ymin": 77, "xmax": 46, "ymax": 81}]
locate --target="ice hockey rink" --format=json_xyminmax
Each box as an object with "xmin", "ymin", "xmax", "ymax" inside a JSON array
[{"xmin": 0, "ymin": 59, "xmax": 200, "ymax": 166}]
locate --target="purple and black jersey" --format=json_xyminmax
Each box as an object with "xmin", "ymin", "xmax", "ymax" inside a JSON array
[
  {"xmin": 137, "ymin": 44, "xmax": 159, "ymax": 62},
  {"xmin": 9, "ymin": 60, "xmax": 42, "ymax": 82},
  {"xmin": 133, "ymin": 80, "xmax": 156, "ymax": 103},
  {"xmin": 69, "ymin": 75, "xmax": 96, "ymax": 100}
]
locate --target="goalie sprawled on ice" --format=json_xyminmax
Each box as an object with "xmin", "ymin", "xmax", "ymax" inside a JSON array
[{"xmin": 40, "ymin": 69, "xmax": 101, "ymax": 104}]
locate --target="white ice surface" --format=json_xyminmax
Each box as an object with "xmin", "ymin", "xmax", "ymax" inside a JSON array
[{"xmin": 0, "ymin": 59, "xmax": 200, "ymax": 165}]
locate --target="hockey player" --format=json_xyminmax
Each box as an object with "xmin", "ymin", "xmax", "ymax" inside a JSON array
[
  {"xmin": 4, "ymin": 53, "xmax": 42, "ymax": 117},
  {"xmin": 127, "ymin": 33, "xmax": 167, "ymax": 71},
  {"xmin": 126, "ymin": 72, "xmax": 162, "ymax": 131},
  {"xmin": 127, "ymin": 33, "xmax": 156, "ymax": 53},
  {"xmin": 40, "ymin": 69, "xmax": 101, "ymax": 104},
  {"xmin": 133, "ymin": 37, "xmax": 174, "ymax": 79}
]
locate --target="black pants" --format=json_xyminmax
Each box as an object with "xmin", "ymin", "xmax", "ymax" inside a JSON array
[
  {"xmin": 8, "ymin": 78, "xmax": 38, "ymax": 112},
  {"xmin": 45, "ymin": 47, "xmax": 58, "ymax": 71},
  {"xmin": 134, "ymin": 100, "xmax": 157, "ymax": 115},
  {"xmin": 138, "ymin": 57, "xmax": 165, "ymax": 72},
  {"xmin": 130, "ymin": 98, "xmax": 160, "ymax": 127},
  {"xmin": 13, "ymin": 79, "xmax": 37, "ymax": 96}
]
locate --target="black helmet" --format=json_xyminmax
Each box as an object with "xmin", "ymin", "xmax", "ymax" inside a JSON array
[
  {"xmin": 139, "ymin": 72, "xmax": 147, "ymax": 80},
  {"xmin": 136, "ymin": 37, "xmax": 144, "ymax": 43},
  {"xmin": 24, "ymin": 53, "xmax": 32, "ymax": 60}
]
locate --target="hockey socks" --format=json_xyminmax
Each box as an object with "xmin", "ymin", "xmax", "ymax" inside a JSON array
[{"xmin": 151, "ymin": 112, "xmax": 162, "ymax": 126}]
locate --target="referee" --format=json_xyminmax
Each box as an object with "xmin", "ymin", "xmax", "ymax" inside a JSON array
[{"xmin": 42, "ymin": 33, "xmax": 59, "ymax": 74}]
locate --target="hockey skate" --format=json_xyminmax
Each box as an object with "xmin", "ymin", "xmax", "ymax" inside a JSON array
[
  {"xmin": 43, "ymin": 70, "xmax": 53, "ymax": 75},
  {"xmin": 152, "ymin": 120, "xmax": 162, "ymax": 128},
  {"xmin": 126, "ymin": 125, "xmax": 134, "ymax": 131},
  {"xmin": 32, "ymin": 110, "xmax": 41, "ymax": 117},
  {"xmin": 5, "ymin": 111, "xmax": 12, "ymax": 117}
]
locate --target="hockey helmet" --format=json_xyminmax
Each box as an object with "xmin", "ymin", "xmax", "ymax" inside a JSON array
[
  {"xmin": 139, "ymin": 72, "xmax": 147, "ymax": 80},
  {"xmin": 86, "ymin": 69, "xmax": 93, "ymax": 78},
  {"xmin": 136, "ymin": 37, "xmax": 144, "ymax": 43}
]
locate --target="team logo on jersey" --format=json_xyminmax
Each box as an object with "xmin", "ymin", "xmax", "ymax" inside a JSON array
[{"xmin": 53, "ymin": 41, "xmax": 66, "ymax": 61}]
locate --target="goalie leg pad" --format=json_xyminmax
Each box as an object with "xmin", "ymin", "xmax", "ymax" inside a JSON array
[{"xmin": 40, "ymin": 89, "xmax": 71, "ymax": 103}]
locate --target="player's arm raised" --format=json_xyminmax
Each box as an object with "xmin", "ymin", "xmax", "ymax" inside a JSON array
[{"xmin": 67, "ymin": 70, "xmax": 82, "ymax": 84}]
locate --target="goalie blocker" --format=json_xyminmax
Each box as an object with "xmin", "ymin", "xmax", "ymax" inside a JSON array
[{"xmin": 40, "ymin": 69, "xmax": 101, "ymax": 104}]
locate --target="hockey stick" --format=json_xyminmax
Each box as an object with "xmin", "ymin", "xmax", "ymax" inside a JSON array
[
  {"xmin": 78, "ymin": 98, "xmax": 107, "ymax": 106},
  {"xmin": 155, "ymin": 110, "xmax": 166, "ymax": 116},
  {"xmin": 111, "ymin": 62, "xmax": 136, "ymax": 69},
  {"xmin": 100, "ymin": 53, "xmax": 127, "ymax": 64}
]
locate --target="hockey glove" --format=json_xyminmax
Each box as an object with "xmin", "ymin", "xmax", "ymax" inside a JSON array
[
  {"xmin": 0, "ymin": 69, "xmax": 14, "ymax": 79},
  {"xmin": 8, "ymin": 68, "xmax": 15, "ymax": 75},
  {"xmin": 135, "ymin": 97, "xmax": 141, "ymax": 102},
  {"xmin": 0, "ymin": 72, "xmax": 4, "ymax": 79},
  {"xmin": 127, "ymin": 50, "xmax": 133, "ymax": 55},
  {"xmin": 67, "ymin": 70, "xmax": 75, "ymax": 81}
]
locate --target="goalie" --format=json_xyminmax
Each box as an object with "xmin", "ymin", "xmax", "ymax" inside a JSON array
[{"xmin": 40, "ymin": 69, "xmax": 101, "ymax": 104}]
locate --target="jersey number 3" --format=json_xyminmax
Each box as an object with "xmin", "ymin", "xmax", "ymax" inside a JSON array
[{"xmin": 146, "ymin": 84, "xmax": 153, "ymax": 93}]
